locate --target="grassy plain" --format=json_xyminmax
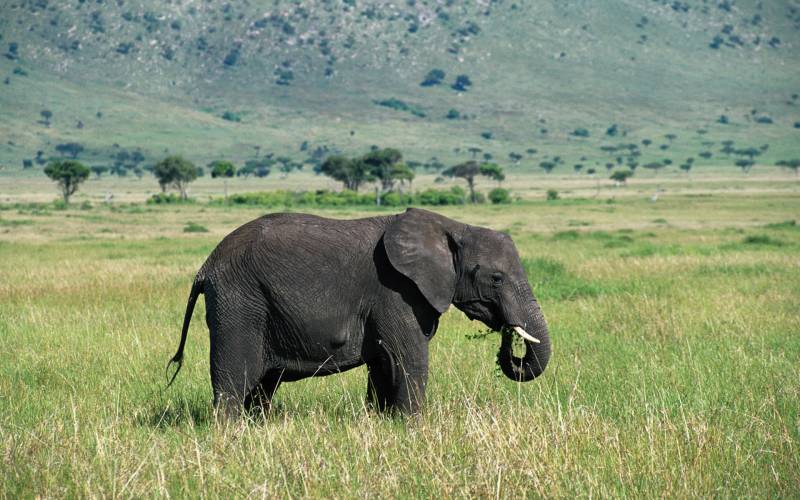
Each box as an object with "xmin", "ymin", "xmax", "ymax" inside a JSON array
[{"xmin": 0, "ymin": 176, "xmax": 799, "ymax": 497}]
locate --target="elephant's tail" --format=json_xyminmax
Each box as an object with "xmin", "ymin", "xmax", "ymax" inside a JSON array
[{"xmin": 165, "ymin": 275, "xmax": 204, "ymax": 388}]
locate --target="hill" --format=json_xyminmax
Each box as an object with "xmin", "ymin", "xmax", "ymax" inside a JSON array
[{"xmin": 1, "ymin": 0, "xmax": 799, "ymax": 174}]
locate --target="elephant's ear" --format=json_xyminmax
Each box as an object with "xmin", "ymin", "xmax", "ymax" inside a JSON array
[{"xmin": 383, "ymin": 208, "xmax": 459, "ymax": 314}]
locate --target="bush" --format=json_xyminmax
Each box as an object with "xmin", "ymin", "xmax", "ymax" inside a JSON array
[
  {"xmin": 451, "ymin": 74, "xmax": 472, "ymax": 92},
  {"xmin": 743, "ymin": 234, "xmax": 783, "ymax": 246},
  {"xmin": 223, "ymin": 187, "xmax": 468, "ymax": 208},
  {"xmin": 418, "ymin": 186, "xmax": 468, "ymax": 206},
  {"xmin": 374, "ymin": 98, "xmax": 426, "ymax": 118},
  {"xmin": 571, "ymin": 128, "xmax": 590, "ymax": 138},
  {"xmin": 420, "ymin": 68, "xmax": 445, "ymax": 87},
  {"xmin": 381, "ymin": 192, "xmax": 413, "ymax": 207},
  {"xmin": 183, "ymin": 222, "xmax": 209, "ymax": 233},
  {"xmin": 147, "ymin": 193, "xmax": 195, "ymax": 204},
  {"xmin": 546, "ymin": 189, "xmax": 559, "ymax": 201},
  {"xmin": 488, "ymin": 188, "xmax": 511, "ymax": 204}
]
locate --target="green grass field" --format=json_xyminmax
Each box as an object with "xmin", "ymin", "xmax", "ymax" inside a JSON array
[{"xmin": 1, "ymin": 175, "xmax": 798, "ymax": 497}]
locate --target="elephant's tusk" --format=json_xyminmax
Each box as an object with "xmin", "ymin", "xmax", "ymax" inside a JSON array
[{"xmin": 513, "ymin": 326, "xmax": 540, "ymax": 343}]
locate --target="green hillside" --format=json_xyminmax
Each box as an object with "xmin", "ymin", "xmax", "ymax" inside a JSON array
[{"xmin": 1, "ymin": 0, "xmax": 799, "ymax": 173}]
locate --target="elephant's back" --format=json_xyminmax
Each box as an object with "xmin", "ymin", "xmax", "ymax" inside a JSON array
[{"xmin": 201, "ymin": 211, "xmax": 392, "ymax": 282}]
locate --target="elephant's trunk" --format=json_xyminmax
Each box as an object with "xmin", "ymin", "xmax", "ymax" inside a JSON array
[{"xmin": 497, "ymin": 284, "xmax": 551, "ymax": 382}]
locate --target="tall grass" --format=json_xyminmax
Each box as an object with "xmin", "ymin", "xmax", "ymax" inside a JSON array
[{"xmin": 1, "ymin": 194, "xmax": 798, "ymax": 497}]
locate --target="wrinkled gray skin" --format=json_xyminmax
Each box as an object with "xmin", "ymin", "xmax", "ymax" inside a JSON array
[{"xmin": 167, "ymin": 208, "xmax": 551, "ymax": 417}]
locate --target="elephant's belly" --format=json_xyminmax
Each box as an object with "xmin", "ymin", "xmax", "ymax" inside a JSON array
[{"xmin": 266, "ymin": 315, "xmax": 366, "ymax": 377}]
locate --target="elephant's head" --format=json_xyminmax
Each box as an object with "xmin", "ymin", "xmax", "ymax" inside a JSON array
[{"xmin": 384, "ymin": 208, "xmax": 551, "ymax": 382}]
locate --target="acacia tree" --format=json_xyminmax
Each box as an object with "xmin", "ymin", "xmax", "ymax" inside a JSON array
[
  {"xmin": 55, "ymin": 142, "xmax": 84, "ymax": 159},
  {"xmin": 319, "ymin": 155, "xmax": 371, "ymax": 192},
  {"xmin": 90, "ymin": 165, "xmax": 109, "ymax": 178},
  {"xmin": 679, "ymin": 157, "xmax": 694, "ymax": 176},
  {"xmin": 733, "ymin": 147, "xmax": 761, "ymax": 174},
  {"xmin": 361, "ymin": 148, "xmax": 414, "ymax": 206},
  {"xmin": 209, "ymin": 160, "xmax": 237, "ymax": 202},
  {"xmin": 44, "ymin": 160, "xmax": 90, "ymax": 204},
  {"xmin": 610, "ymin": 169, "xmax": 634, "ymax": 185},
  {"xmin": 539, "ymin": 161, "xmax": 556, "ymax": 174},
  {"xmin": 40, "ymin": 110, "xmax": 53, "ymax": 127},
  {"xmin": 479, "ymin": 162, "xmax": 505, "ymax": 185},
  {"xmin": 643, "ymin": 161, "xmax": 666, "ymax": 176},
  {"xmin": 776, "ymin": 159, "xmax": 800, "ymax": 176},
  {"xmin": 275, "ymin": 157, "xmax": 302, "ymax": 178},
  {"xmin": 153, "ymin": 155, "xmax": 199, "ymax": 200},
  {"xmin": 735, "ymin": 159, "xmax": 755, "ymax": 173},
  {"xmin": 443, "ymin": 161, "xmax": 505, "ymax": 203}
]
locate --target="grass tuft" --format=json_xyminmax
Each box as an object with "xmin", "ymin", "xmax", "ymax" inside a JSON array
[{"xmin": 183, "ymin": 222, "xmax": 209, "ymax": 233}]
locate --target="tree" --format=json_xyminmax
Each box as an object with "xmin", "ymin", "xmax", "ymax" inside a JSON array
[
  {"xmin": 539, "ymin": 161, "xmax": 556, "ymax": 174},
  {"xmin": 720, "ymin": 140, "xmax": 735, "ymax": 155},
  {"xmin": 90, "ymin": 165, "xmax": 109, "ymax": 178},
  {"xmin": 209, "ymin": 160, "xmax": 237, "ymax": 202},
  {"xmin": 319, "ymin": 155, "xmax": 371, "ymax": 192},
  {"xmin": 735, "ymin": 159, "xmax": 755, "ymax": 173},
  {"xmin": 361, "ymin": 148, "xmax": 414, "ymax": 206},
  {"xmin": 610, "ymin": 169, "xmax": 634, "ymax": 185},
  {"xmin": 420, "ymin": 68, "xmax": 445, "ymax": 86},
  {"xmin": 776, "ymin": 159, "xmax": 800, "ymax": 176},
  {"xmin": 467, "ymin": 147, "xmax": 482, "ymax": 159},
  {"xmin": 444, "ymin": 161, "xmax": 480, "ymax": 203},
  {"xmin": 238, "ymin": 157, "xmax": 272, "ymax": 178},
  {"xmin": 734, "ymin": 147, "xmax": 761, "ymax": 161},
  {"xmin": 679, "ymin": 157, "xmax": 694, "ymax": 176},
  {"xmin": 479, "ymin": 162, "xmax": 505, "ymax": 185},
  {"xmin": 451, "ymin": 74, "xmax": 472, "ymax": 92},
  {"xmin": 40, "ymin": 109, "xmax": 52, "ymax": 127},
  {"xmin": 55, "ymin": 142, "xmax": 84, "ymax": 159},
  {"xmin": 443, "ymin": 161, "xmax": 504, "ymax": 203},
  {"xmin": 275, "ymin": 157, "xmax": 302, "ymax": 179},
  {"xmin": 153, "ymin": 155, "xmax": 199, "ymax": 200},
  {"xmin": 643, "ymin": 161, "xmax": 666, "ymax": 175},
  {"xmin": 44, "ymin": 160, "xmax": 90, "ymax": 204}
]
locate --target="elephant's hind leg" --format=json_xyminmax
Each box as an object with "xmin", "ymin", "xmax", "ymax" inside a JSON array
[{"xmin": 207, "ymin": 289, "xmax": 269, "ymax": 420}]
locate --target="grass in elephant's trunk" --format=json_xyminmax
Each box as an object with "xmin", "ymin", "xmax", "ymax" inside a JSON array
[{"xmin": 497, "ymin": 325, "xmax": 551, "ymax": 382}]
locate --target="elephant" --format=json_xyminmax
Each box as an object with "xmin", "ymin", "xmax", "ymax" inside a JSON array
[{"xmin": 166, "ymin": 208, "xmax": 551, "ymax": 417}]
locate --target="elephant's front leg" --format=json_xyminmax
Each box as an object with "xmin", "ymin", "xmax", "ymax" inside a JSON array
[{"xmin": 366, "ymin": 335, "xmax": 429, "ymax": 415}]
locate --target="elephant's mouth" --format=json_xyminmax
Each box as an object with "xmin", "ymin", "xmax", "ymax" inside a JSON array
[
  {"xmin": 496, "ymin": 323, "xmax": 550, "ymax": 382},
  {"xmin": 505, "ymin": 324, "xmax": 540, "ymax": 344}
]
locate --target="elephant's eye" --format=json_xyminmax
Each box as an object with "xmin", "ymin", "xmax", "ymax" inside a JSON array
[{"xmin": 491, "ymin": 272, "xmax": 504, "ymax": 285}]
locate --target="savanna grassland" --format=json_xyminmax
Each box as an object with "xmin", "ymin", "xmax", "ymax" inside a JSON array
[{"xmin": 1, "ymin": 175, "xmax": 798, "ymax": 497}]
